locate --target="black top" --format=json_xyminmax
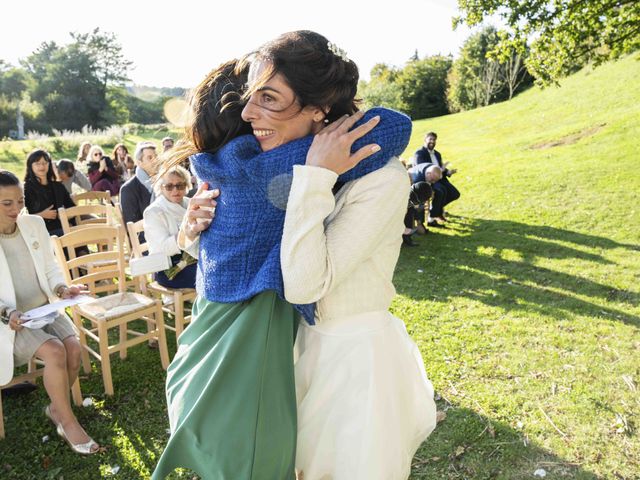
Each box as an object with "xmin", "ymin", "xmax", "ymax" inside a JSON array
[{"xmin": 24, "ymin": 179, "xmax": 75, "ymax": 234}]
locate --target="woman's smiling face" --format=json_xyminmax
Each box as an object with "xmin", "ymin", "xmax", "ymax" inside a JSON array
[{"xmin": 241, "ymin": 61, "xmax": 325, "ymax": 152}]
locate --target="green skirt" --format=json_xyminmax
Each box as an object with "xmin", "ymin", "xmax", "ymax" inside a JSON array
[{"xmin": 152, "ymin": 291, "xmax": 299, "ymax": 480}]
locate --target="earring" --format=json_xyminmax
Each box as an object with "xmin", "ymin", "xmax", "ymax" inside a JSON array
[{"xmin": 323, "ymin": 118, "xmax": 330, "ymax": 124}]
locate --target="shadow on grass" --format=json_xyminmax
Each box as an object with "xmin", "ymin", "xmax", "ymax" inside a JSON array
[
  {"xmin": 396, "ymin": 216, "xmax": 640, "ymax": 327},
  {"xmin": 412, "ymin": 401, "xmax": 600, "ymax": 479}
]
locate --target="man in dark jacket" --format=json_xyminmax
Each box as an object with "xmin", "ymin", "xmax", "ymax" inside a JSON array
[
  {"xmin": 119, "ymin": 141, "xmax": 157, "ymax": 240},
  {"xmin": 411, "ymin": 132, "xmax": 460, "ymax": 227}
]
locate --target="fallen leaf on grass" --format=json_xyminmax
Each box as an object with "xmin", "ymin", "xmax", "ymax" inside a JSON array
[
  {"xmin": 436, "ymin": 411, "xmax": 447, "ymax": 423},
  {"xmin": 42, "ymin": 456, "xmax": 52, "ymax": 469},
  {"xmin": 534, "ymin": 468, "xmax": 547, "ymax": 477},
  {"xmin": 454, "ymin": 445, "xmax": 466, "ymax": 458}
]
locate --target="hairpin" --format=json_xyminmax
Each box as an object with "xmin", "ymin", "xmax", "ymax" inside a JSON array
[{"xmin": 327, "ymin": 41, "xmax": 349, "ymax": 62}]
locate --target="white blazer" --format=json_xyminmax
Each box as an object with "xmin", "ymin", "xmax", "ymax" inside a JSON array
[
  {"xmin": 0, "ymin": 215, "xmax": 66, "ymax": 385},
  {"xmin": 143, "ymin": 195, "xmax": 198, "ymax": 258}
]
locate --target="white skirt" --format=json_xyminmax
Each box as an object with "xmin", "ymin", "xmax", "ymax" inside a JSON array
[{"xmin": 294, "ymin": 310, "xmax": 437, "ymax": 480}]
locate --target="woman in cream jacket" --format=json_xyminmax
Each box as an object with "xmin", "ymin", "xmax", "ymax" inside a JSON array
[
  {"xmin": 143, "ymin": 165, "xmax": 198, "ymax": 289},
  {"xmin": 0, "ymin": 170, "xmax": 98, "ymax": 454}
]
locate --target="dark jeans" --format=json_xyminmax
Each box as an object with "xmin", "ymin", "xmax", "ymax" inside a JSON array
[
  {"xmin": 430, "ymin": 176, "xmax": 460, "ymax": 217},
  {"xmin": 92, "ymin": 179, "xmax": 120, "ymax": 195}
]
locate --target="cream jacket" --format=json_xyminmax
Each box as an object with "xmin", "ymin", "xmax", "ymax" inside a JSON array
[
  {"xmin": 143, "ymin": 195, "xmax": 199, "ymax": 259},
  {"xmin": 281, "ymin": 158, "xmax": 409, "ymax": 322},
  {"xmin": 0, "ymin": 215, "xmax": 66, "ymax": 385}
]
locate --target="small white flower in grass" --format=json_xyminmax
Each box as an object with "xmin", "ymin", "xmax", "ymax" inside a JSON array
[
  {"xmin": 417, "ymin": 269, "xmax": 424, "ymax": 273},
  {"xmin": 534, "ymin": 468, "xmax": 547, "ymax": 477},
  {"xmin": 110, "ymin": 465, "xmax": 120, "ymax": 475},
  {"xmin": 82, "ymin": 397, "xmax": 93, "ymax": 407},
  {"xmin": 42, "ymin": 435, "xmax": 49, "ymax": 443}
]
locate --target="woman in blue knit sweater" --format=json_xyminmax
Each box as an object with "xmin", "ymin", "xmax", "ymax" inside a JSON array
[{"xmin": 152, "ymin": 32, "xmax": 416, "ymax": 480}]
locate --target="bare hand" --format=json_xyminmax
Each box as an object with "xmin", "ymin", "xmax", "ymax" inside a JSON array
[
  {"xmin": 8, "ymin": 310, "xmax": 24, "ymax": 332},
  {"xmin": 39, "ymin": 205, "xmax": 58, "ymax": 220},
  {"xmin": 182, "ymin": 182, "xmax": 219, "ymax": 241},
  {"xmin": 448, "ymin": 168, "xmax": 457, "ymax": 175},
  {"xmin": 61, "ymin": 284, "xmax": 89, "ymax": 299},
  {"xmin": 99, "ymin": 159, "xmax": 107, "ymax": 172},
  {"xmin": 306, "ymin": 111, "xmax": 381, "ymax": 175}
]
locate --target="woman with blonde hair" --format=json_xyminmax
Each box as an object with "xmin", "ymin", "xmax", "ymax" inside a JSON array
[
  {"xmin": 143, "ymin": 165, "xmax": 197, "ymax": 289},
  {"xmin": 86, "ymin": 145, "xmax": 120, "ymax": 194}
]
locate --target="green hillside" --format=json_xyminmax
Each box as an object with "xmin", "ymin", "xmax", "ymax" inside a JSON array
[
  {"xmin": 0, "ymin": 56, "xmax": 637, "ymax": 479},
  {"xmin": 396, "ymin": 54, "xmax": 640, "ymax": 478}
]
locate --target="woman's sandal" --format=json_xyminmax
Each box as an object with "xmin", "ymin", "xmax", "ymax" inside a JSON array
[
  {"xmin": 46, "ymin": 404, "xmax": 99, "ymax": 455},
  {"xmin": 56, "ymin": 423, "xmax": 99, "ymax": 455}
]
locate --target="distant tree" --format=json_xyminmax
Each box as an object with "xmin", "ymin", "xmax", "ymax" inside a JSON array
[
  {"xmin": 20, "ymin": 30, "xmax": 133, "ymax": 131},
  {"xmin": 454, "ymin": 0, "xmax": 640, "ymax": 84},
  {"xmin": 447, "ymin": 27, "xmax": 501, "ymax": 112},
  {"xmin": 396, "ymin": 55, "xmax": 452, "ymax": 119},
  {"xmin": 358, "ymin": 64, "xmax": 404, "ymax": 111},
  {"xmin": 0, "ymin": 65, "xmax": 40, "ymax": 138}
]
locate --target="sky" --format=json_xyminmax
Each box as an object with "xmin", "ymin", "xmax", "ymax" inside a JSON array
[{"xmin": 2, "ymin": 0, "xmax": 476, "ymax": 89}]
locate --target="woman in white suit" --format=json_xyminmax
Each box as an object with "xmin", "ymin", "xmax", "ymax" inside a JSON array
[{"xmin": 0, "ymin": 170, "xmax": 98, "ymax": 455}]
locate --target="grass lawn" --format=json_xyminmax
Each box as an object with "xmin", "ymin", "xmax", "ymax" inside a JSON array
[{"xmin": 1, "ymin": 54, "xmax": 639, "ymax": 479}]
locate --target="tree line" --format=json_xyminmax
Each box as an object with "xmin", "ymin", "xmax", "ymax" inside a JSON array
[
  {"xmin": 0, "ymin": 29, "xmax": 178, "ymax": 139},
  {"xmin": 360, "ymin": 0, "xmax": 638, "ymax": 119}
]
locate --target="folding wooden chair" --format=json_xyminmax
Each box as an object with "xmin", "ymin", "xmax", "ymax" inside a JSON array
[
  {"xmin": 127, "ymin": 220, "xmax": 197, "ymax": 341},
  {"xmin": 71, "ymin": 190, "xmax": 112, "ymax": 206},
  {"xmin": 0, "ymin": 360, "xmax": 82, "ymax": 439},
  {"xmin": 51, "ymin": 225, "xmax": 169, "ymax": 396}
]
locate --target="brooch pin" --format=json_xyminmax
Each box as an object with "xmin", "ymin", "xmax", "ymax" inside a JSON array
[{"xmin": 33, "ymin": 241, "xmax": 40, "ymax": 250}]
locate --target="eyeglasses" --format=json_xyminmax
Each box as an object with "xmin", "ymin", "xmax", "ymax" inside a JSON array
[
  {"xmin": 93, "ymin": 153, "xmax": 102, "ymax": 157},
  {"xmin": 163, "ymin": 183, "xmax": 187, "ymax": 191}
]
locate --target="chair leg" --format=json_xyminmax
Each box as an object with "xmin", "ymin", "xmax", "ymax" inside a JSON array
[
  {"xmin": 0, "ymin": 391, "xmax": 5, "ymax": 439},
  {"xmin": 73, "ymin": 310, "xmax": 92, "ymax": 374},
  {"xmin": 155, "ymin": 303, "xmax": 170, "ymax": 369},
  {"xmin": 119, "ymin": 322, "xmax": 128, "ymax": 360},
  {"xmin": 97, "ymin": 321, "xmax": 114, "ymax": 396},
  {"xmin": 174, "ymin": 292, "xmax": 184, "ymax": 341},
  {"xmin": 71, "ymin": 378, "xmax": 83, "ymax": 407}
]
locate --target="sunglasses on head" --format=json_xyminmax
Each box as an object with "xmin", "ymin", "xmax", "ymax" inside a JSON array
[{"xmin": 163, "ymin": 182, "xmax": 187, "ymax": 191}]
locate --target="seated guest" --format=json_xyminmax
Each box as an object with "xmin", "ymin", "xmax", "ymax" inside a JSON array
[
  {"xmin": 55, "ymin": 159, "xmax": 91, "ymax": 195},
  {"xmin": 412, "ymin": 132, "xmax": 460, "ymax": 226},
  {"xmin": 161, "ymin": 137, "xmax": 175, "ymax": 152},
  {"xmin": 76, "ymin": 142, "xmax": 91, "ymax": 174},
  {"xmin": 120, "ymin": 141, "xmax": 158, "ymax": 237},
  {"xmin": 111, "ymin": 143, "xmax": 133, "ymax": 182},
  {"xmin": 403, "ymin": 182, "xmax": 433, "ymax": 247},
  {"xmin": 86, "ymin": 146, "xmax": 120, "ymax": 195},
  {"xmin": 0, "ymin": 170, "xmax": 99, "ymax": 455},
  {"xmin": 408, "ymin": 164, "xmax": 442, "ymax": 234},
  {"xmin": 143, "ymin": 165, "xmax": 198, "ymax": 289},
  {"xmin": 24, "ymin": 150, "xmax": 75, "ymax": 236}
]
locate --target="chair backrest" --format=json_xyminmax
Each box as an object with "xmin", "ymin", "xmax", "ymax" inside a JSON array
[
  {"xmin": 126, "ymin": 220, "xmax": 148, "ymax": 259},
  {"xmin": 51, "ymin": 225, "xmax": 127, "ymax": 295},
  {"xmin": 58, "ymin": 204, "xmax": 115, "ymax": 234},
  {"xmin": 71, "ymin": 190, "xmax": 112, "ymax": 205}
]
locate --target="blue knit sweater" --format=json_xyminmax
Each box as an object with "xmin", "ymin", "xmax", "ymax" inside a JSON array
[{"xmin": 190, "ymin": 107, "xmax": 412, "ymax": 324}]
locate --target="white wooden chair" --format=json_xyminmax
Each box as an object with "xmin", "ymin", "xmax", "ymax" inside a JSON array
[
  {"xmin": 71, "ymin": 190, "xmax": 112, "ymax": 206},
  {"xmin": 51, "ymin": 225, "xmax": 169, "ymax": 396},
  {"xmin": 127, "ymin": 220, "xmax": 197, "ymax": 342}
]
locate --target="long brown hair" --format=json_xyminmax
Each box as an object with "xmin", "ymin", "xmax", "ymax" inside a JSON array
[{"xmin": 158, "ymin": 59, "xmax": 252, "ymax": 179}]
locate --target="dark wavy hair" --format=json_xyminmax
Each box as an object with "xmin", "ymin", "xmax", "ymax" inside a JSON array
[
  {"xmin": 158, "ymin": 59, "xmax": 252, "ymax": 178},
  {"xmin": 248, "ymin": 30, "xmax": 360, "ymax": 122},
  {"xmin": 24, "ymin": 149, "xmax": 56, "ymax": 185}
]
